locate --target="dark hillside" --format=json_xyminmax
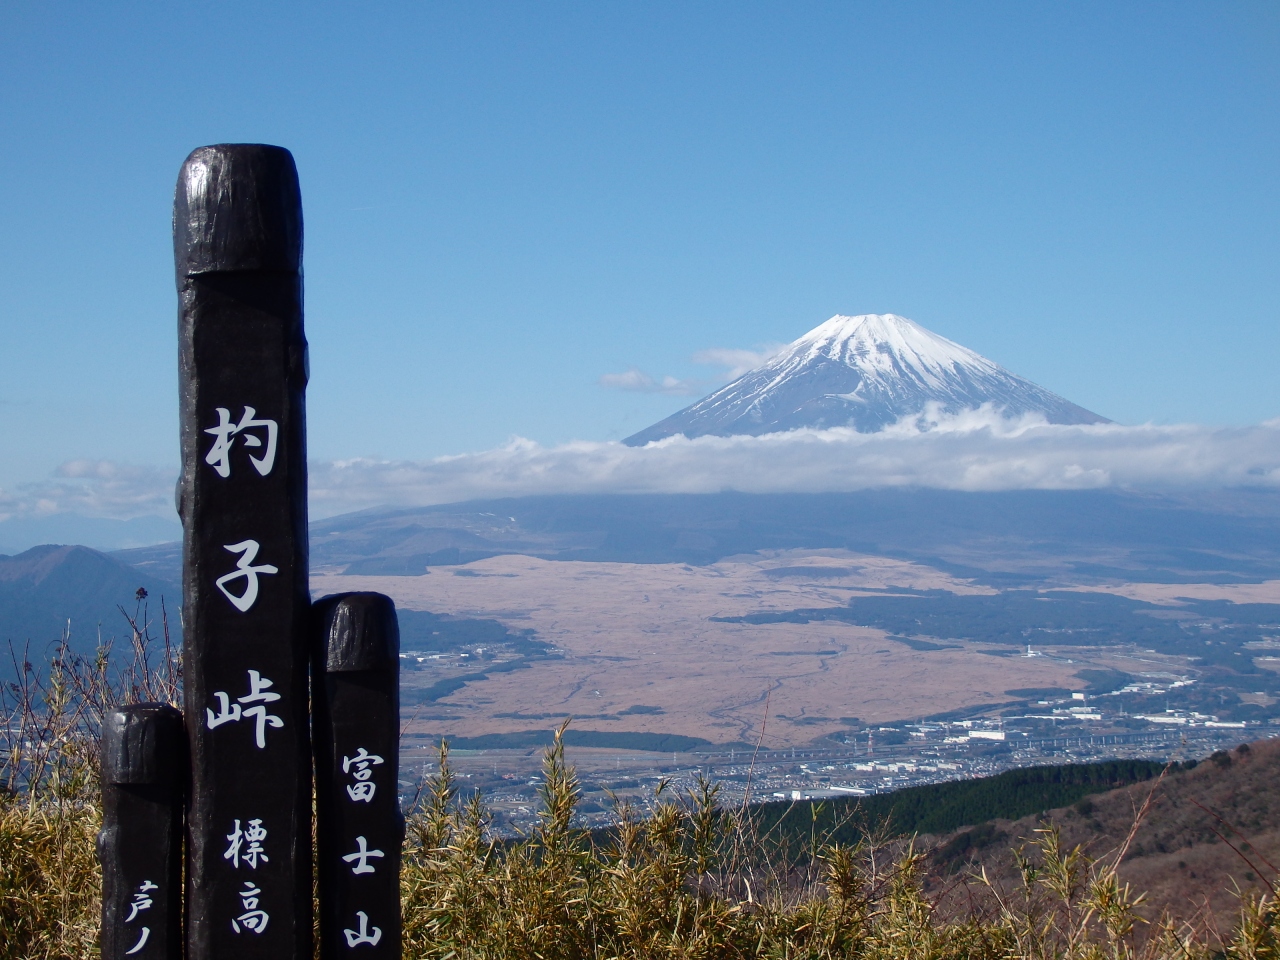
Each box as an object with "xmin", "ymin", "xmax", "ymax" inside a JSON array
[
  {"xmin": 0, "ymin": 544, "xmax": 178, "ymax": 677},
  {"xmin": 923, "ymin": 737, "xmax": 1280, "ymax": 932}
]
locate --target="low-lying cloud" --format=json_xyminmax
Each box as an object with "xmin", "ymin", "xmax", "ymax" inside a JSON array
[
  {"xmin": 0, "ymin": 460, "xmax": 175, "ymax": 524},
  {"xmin": 309, "ymin": 408, "xmax": 1280, "ymax": 518},
  {"xmin": 7, "ymin": 408, "xmax": 1280, "ymax": 524}
]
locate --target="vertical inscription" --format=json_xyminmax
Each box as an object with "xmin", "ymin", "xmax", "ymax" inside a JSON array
[
  {"xmin": 313, "ymin": 593, "xmax": 403, "ymax": 959},
  {"xmin": 98, "ymin": 704, "xmax": 185, "ymax": 960},
  {"xmin": 175, "ymin": 144, "xmax": 311, "ymax": 960}
]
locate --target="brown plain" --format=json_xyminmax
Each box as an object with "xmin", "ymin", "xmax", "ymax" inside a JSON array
[{"xmin": 313, "ymin": 550, "xmax": 1107, "ymax": 747}]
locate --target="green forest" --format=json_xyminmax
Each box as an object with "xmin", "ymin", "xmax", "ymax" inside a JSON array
[{"xmin": 748, "ymin": 759, "xmax": 1173, "ymax": 853}]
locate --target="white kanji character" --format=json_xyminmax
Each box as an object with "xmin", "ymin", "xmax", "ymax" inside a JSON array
[
  {"xmin": 242, "ymin": 818, "xmax": 268, "ymax": 868},
  {"xmin": 239, "ymin": 705, "xmax": 283, "ymax": 748},
  {"xmin": 224, "ymin": 819, "xmax": 245, "ymax": 867},
  {"xmin": 342, "ymin": 747, "xmax": 385, "ymax": 772},
  {"xmin": 342, "ymin": 747, "xmax": 385, "ymax": 803},
  {"xmin": 206, "ymin": 671, "xmax": 283, "ymax": 747},
  {"xmin": 237, "ymin": 671, "xmax": 281, "ymax": 705},
  {"xmin": 237, "ymin": 671, "xmax": 283, "ymax": 748},
  {"xmin": 204, "ymin": 406, "xmax": 278, "ymax": 478},
  {"xmin": 225, "ymin": 818, "xmax": 268, "ymax": 868},
  {"xmin": 125, "ymin": 895, "xmax": 152, "ymax": 923},
  {"xmin": 214, "ymin": 540, "xmax": 279, "ymax": 613},
  {"xmin": 124, "ymin": 927, "xmax": 150, "ymax": 955},
  {"xmin": 343, "ymin": 911, "xmax": 382, "ymax": 947},
  {"xmin": 232, "ymin": 881, "xmax": 269, "ymax": 934},
  {"xmin": 205, "ymin": 691, "xmax": 242, "ymax": 729},
  {"xmin": 233, "ymin": 909, "xmax": 269, "ymax": 933},
  {"xmin": 341, "ymin": 836, "xmax": 385, "ymax": 875},
  {"xmin": 125, "ymin": 879, "xmax": 157, "ymax": 923}
]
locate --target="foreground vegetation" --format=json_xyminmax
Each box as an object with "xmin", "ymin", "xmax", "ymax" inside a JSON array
[
  {"xmin": 5, "ymin": 623, "xmax": 1280, "ymax": 959},
  {"xmin": 400, "ymin": 735, "xmax": 1199, "ymax": 960}
]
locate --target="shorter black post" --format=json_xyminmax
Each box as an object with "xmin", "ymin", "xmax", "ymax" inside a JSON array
[
  {"xmin": 313, "ymin": 593, "xmax": 402, "ymax": 958},
  {"xmin": 99, "ymin": 703, "xmax": 186, "ymax": 960}
]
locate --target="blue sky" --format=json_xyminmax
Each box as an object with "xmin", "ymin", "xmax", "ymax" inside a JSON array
[{"xmin": 1, "ymin": 3, "xmax": 1278, "ymax": 531}]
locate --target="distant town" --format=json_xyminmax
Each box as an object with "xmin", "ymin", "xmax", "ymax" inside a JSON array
[{"xmin": 396, "ymin": 665, "xmax": 1273, "ymax": 834}]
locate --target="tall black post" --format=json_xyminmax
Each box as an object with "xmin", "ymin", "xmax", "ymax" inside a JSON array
[
  {"xmin": 313, "ymin": 593, "xmax": 402, "ymax": 958},
  {"xmin": 99, "ymin": 703, "xmax": 185, "ymax": 960},
  {"xmin": 175, "ymin": 144, "xmax": 311, "ymax": 960}
]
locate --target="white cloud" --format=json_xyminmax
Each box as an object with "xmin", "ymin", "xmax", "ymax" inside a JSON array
[
  {"xmin": 0, "ymin": 460, "xmax": 175, "ymax": 524},
  {"xmin": 691, "ymin": 344, "xmax": 787, "ymax": 379},
  {"xmin": 599, "ymin": 343, "xmax": 787, "ymax": 397},
  {"xmin": 597, "ymin": 367, "xmax": 703, "ymax": 396},
  {"xmin": 10, "ymin": 409, "xmax": 1280, "ymax": 524},
  {"xmin": 306, "ymin": 407, "xmax": 1280, "ymax": 518}
]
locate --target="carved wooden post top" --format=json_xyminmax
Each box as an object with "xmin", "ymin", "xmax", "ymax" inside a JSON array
[{"xmin": 174, "ymin": 145, "xmax": 302, "ymax": 277}]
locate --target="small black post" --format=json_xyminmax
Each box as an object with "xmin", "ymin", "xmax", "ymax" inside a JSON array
[
  {"xmin": 99, "ymin": 703, "xmax": 185, "ymax": 960},
  {"xmin": 175, "ymin": 144, "xmax": 312, "ymax": 960},
  {"xmin": 313, "ymin": 593, "xmax": 402, "ymax": 958}
]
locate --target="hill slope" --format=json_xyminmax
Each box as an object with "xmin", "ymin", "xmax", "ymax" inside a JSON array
[
  {"xmin": 0, "ymin": 545, "xmax": 179, "ymax": 675},
  {"xmin": 925, "ymin": 738, "xmax": 1280, "ymax": 933},
  {"xmin": 625, "ymin": 314, "xmax": 1108, "ymax": 445}
]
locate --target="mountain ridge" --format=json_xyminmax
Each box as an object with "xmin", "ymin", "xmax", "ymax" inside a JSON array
[{"xmin": 109, "ymin": 487, "xmax": 1280, "ymax": 585}]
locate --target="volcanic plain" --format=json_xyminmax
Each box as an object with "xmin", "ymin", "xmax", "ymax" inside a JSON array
[{"xmin": 309, "ymin": 550, "xmax": 1173, "ymax": 748}]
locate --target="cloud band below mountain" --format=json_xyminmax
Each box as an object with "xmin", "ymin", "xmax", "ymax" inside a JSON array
[
  {"xmin": 309, "ymin": 408, "xmax": 1280, "ymax": 517},
  {"xmin": 6, "ymin": 408, "xmax": 1280, "ymax": 524}
]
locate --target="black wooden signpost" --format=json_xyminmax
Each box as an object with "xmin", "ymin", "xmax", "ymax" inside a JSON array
[
  {"xmin": 313, "ymin": 593, "xmax": 403, "ymax": 959},
  {"xmin": 175, "ymin": 144, "xmax": 312, "ymax": 960},
  {"xmin": 99, "ymin": 704, "xmax": 185, "ymax": 960},
  {"xmin": 100, "ymin": 143, "xmax": 404, "ymax": 960}
]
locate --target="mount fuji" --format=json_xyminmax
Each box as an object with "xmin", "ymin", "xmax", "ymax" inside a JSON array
[{"xmin": 623, "ymin": 314, "xmax": 1108, "ymax": 446}]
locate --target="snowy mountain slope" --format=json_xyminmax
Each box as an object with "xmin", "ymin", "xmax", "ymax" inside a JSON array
[{"xmin": 623, "ymin": 314, "xmax": 1108, "ymax": 446}]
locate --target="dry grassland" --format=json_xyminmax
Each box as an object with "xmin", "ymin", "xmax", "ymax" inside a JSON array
[
  {"xmin": 1066, "ymin": 579, "xmax": 1280, "ymax": 605},
  {"xmin": 314, "ymin": 551, "xmax": 1093, "ymax": 747}
]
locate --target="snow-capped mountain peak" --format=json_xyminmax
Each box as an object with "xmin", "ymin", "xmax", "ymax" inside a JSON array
[
  {"xmin": 782, "ymin": 313, "xmax": 999, "ymax": 389},
  {"xmin": 623, "ymin": 314, "xmax": 1107, "ymax": 446}
]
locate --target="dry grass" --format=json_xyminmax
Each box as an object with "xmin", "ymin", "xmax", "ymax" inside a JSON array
[
  {"xmin": 0, "ymin": 801, "xmax": 100, "ymax": 960},
  {"xmin": 6, "ymin": 612, "xmax": 1280, "ymax": 959},
  {"xmin": 398, "ymin": 726, "xmax": 1280, "ymax": 960},
  {"xmin": 1, "ymin": 595, "xmax": 177, "ymax": 960}
]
